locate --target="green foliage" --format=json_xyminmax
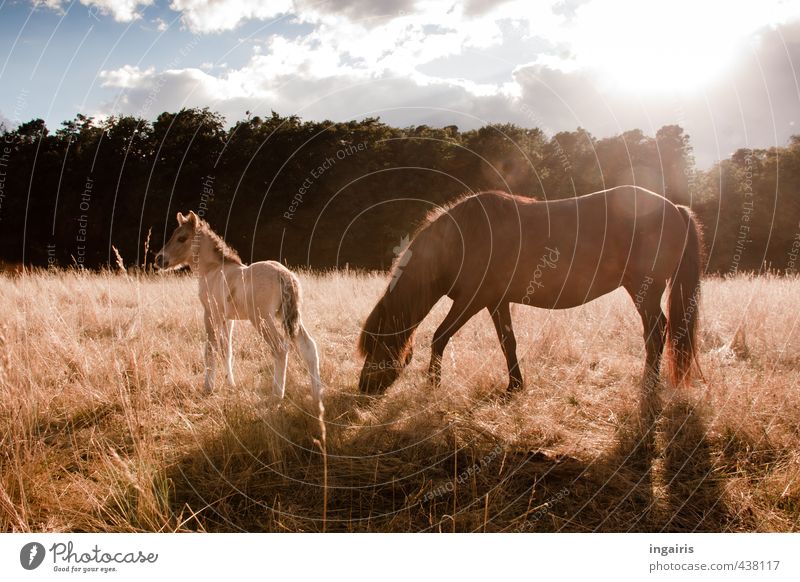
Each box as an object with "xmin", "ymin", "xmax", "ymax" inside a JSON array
[{"xmin": 0, "ymin": 109, "xmax": 796, "ymax": 273}]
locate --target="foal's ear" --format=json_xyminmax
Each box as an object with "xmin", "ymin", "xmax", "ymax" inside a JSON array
[
  {"xmin": 176, "ymin": 212, "xmax": 187, "ymax": 225},
  {"xmin": 187, "ymin": 211, "xmax": 199, "ymax": 226}
]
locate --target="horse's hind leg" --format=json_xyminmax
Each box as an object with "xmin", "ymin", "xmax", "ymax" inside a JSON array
[
  {"xmin": 223, "ymin": 320, "xmax": 235, "ymax": 387},
  {"xmin": 252, "ymin": 314, "xmax": 289, "ymax": 399},
  {"xmin": 293, "ymin": 322, "xmax": 324, "ymax": 413},
  {"xmin": 626, "ymin": 281, "xmax": 667, "ymax": 392},
  {"xmin": 428, "ymin": 301, "xmax": 483, "ymax": 387},
  {"xmin": 626, "ymin": 281, "xmax": 668, "ymax": 444},
  {"xmin": 490, "ymin": 302, "xmax": 523, "ymax": 393}
]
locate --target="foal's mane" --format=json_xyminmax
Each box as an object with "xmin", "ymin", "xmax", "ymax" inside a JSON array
[{"xmin": 196, "ymin": 218, "xmax": 242, "ymax": 264}]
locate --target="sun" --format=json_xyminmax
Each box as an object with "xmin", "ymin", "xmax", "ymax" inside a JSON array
[{"xmin": 568, "ymin": 0, "xmax": 758, "ymax": 95}]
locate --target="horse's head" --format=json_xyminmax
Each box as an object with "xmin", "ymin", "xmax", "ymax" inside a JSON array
[
  {"xmin": 357, "ymin": 302, "xmax": 415, "ymax": 394},
  {"xmin": 155, "ymin": 211, "xmax": 198, "ymax": 270}
]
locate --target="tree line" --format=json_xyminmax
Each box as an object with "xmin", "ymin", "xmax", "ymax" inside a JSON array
[{"xmin": 0, "ymin": 108, "xmax": 798, "ymax": 274}]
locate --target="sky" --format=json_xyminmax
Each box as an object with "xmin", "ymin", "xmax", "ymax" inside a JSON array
[{"xmin": 1, "ymin": 0, "xmax": 799, "ymax": 167}]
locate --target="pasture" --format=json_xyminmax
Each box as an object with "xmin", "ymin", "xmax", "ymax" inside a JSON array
[{"xmin": 0, "ymin": 269, "xmax": 799, "ymax": 532}]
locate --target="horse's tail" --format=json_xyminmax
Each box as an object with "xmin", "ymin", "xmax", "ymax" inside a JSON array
[
  {"xmin": 666, "ymin": 205, "xmax": 704, "ymax": 386},
  {"xmin": 279, "ymin": 270, "xmax": 301, "ymax": 339}
]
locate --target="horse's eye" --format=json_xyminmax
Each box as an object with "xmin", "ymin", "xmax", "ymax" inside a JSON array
[{"xmin": 177, "ymin": 235, "xmax": 188, "ymax": 243}]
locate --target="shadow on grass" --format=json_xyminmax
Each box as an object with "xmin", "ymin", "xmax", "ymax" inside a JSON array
[
  {"xmin": 165, "ymin": 381, "xmax": 731, "ymax": 532},
  {"xmin": 561, "ymin": 385, "xmax": 731, "ymax": 532}
]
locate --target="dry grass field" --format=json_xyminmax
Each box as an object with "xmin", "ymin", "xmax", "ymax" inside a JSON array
[{"xmin": 1, "ymin": 269, "xmax": 799, "ymax": 532}]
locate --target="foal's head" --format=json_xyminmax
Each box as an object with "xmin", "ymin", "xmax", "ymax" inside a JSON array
[{"xmin": 155, "ymin": 211, "xmax": 199, "ymax": 269}]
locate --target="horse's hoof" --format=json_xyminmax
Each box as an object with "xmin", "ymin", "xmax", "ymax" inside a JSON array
[{"xmin": 496, "ymin": 382, "xmax": 523, "ymax": 403}]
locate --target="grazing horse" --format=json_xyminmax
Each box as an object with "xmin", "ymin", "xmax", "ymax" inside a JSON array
[
  {"xmin": 155, "ymin": 211, "xmax": 323, "ymax": 411},
  {"xmin": 358, "ymin": 186, "xmax": 703, "ymax": 395}
]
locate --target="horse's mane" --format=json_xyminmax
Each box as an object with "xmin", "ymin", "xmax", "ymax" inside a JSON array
[
  {"xmin": 418, "ymin": 190, "xmax": 535, "ymax": 236},
  {"xmin": 197, "ymin": 219, "xmax": 242, "ymax": 264},
  {"xmin": 358, "ymin": 190, "xmax": 537, "ymax": 358}
]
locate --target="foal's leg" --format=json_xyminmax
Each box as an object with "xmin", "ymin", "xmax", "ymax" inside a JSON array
[
  {"xmin": 293, "ymin": 322, "xmax": 324, "ymax": 413},
  {"xmin": 203, "ymin": 311, "xmax": 217, "ymax": 393},
  {"xmin": 252, "ymin": 314, "xmax": 289, "ymax": 398},
  {"xmin": 428, "ymin": 301, "xmax": 483, "ymax": 387},
  {"xmin": 490, "ymin": 302, "xmax": 524, "ymax": 393},
  {"xmin": 203, "ymin": 312, "xmax": 235, "ymax": 392},
  {"xmin": 222, "ymin": 320, "xmax": 235, "ymax": 387}
]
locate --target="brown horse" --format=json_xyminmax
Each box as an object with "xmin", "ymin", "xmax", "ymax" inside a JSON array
[{"xmin": 358, "ymin": 185, "xmax": 703, "ymax": 395}]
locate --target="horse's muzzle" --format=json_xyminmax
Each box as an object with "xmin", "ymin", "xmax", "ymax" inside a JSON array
[
  {"xmin": 154, "ymin": 253, "xmax": 167, "ymax": 269},
  {"xmin": 358, "ymin": 365, "xmax": 398, "ymax": 394}
]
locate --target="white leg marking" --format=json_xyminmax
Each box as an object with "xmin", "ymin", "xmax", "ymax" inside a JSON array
[
  {"xmin": 224, "ymin": 320, "xmax": 236, "ymax": 387},
  {"xmin": 294, "ymin": 323, "xmax": 324, "ymax": 412}
]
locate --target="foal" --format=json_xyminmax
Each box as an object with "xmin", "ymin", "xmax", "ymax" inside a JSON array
[{"xmin": 155, "ymin": 211, "xmax": 323, "ymax": 411}]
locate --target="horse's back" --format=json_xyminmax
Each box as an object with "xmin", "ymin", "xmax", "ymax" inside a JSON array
[
  {"xmin": 598, "ymin": 185, "xmax": 688, "ymax": 273},
  {"xmin": 206, "ymin": 260, "xmax": 295, "ymax": 320},
  {"xmin": 246, "ymin": 259, "xmax": 296, "ymax": 281},
  {"xmin": 423, "ymin": 187, "xmax": 690, "ymax": 308},
  {"xmin": 242, "ymin": 260, "xmax": 297, "ymax": 303}
]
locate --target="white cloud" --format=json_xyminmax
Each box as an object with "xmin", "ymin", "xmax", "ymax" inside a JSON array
[
  {"xmin": 0, "ymin": 111, "xmax": 12, "ymax": 132},
  {"xmin": 34, "ymin": 0, "xmax": 153, "ymax": 21},
  {"xmin": 100, "ymin": 65, "xmax": 156, "ymax": 89},
  {"xmin": 169, "ymin": 0, "xmax": 293, "ymax": 33},
  {"xmin": 33, "ymin": 0, "xmax": 64, "ymax": 11},
  {"xmin": 86, "ymin": 0, "xmax": 153, "ymax": 21}
]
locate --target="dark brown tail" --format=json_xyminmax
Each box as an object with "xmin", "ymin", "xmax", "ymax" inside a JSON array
[
  {"xmin": 666, "ymin": 206, "xmax": 704, "ymax": 386},
  {"xmin": 280, "ymin": 271, "xmax": 300, "ymax": 338}
]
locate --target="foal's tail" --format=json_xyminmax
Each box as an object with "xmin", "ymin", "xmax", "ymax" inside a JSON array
[
  {"xmin": 666, "ymin": 206, "xmax": 704, "ymax": 386},
  {"xmin": 279, "ymin": 270, "xmax": 300, "ymax": 339}
]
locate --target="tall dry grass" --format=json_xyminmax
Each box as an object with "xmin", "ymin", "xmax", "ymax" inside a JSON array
[{"xmin": 0, "ymin": 269, "xmax": 799, "ymax": 532}]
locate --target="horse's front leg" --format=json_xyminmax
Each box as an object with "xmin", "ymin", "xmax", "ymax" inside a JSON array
[
  {"xmin": 428, "ymin": 301, "xmax": 482, "ymax": 387},
  {"xmin": 490, "ymin": 302, "xmax": 524, "ymax": 393},
  {"xmin": 203, "ymin": 311, "xmax": 236, "ymax": 391}
]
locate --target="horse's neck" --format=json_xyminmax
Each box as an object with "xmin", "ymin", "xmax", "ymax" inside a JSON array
[{"xmin": 194, "ymin": 233, "xmax": 228, "ymax": 275}]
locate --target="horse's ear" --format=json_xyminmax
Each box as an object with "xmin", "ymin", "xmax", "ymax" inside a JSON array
[
  {"xmin": 187, "ymin": 211, "xmax": 199, "ymax": 226},
  {"xmin": 176, "ymin": 212, "xmax": 187, "ymax": 225}
]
